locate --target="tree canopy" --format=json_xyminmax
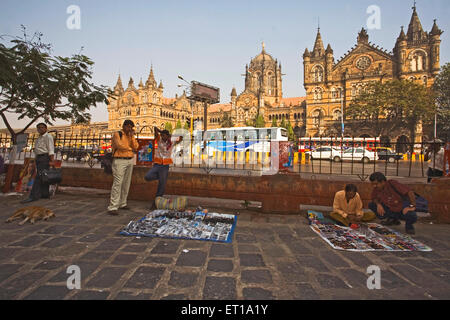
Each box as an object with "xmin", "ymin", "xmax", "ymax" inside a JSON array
[
  {"xmin": 0, "ymin": 27, "xmax": 110, "ymax": 142},
  {"xmin": 433, "ymin": 62, "xmax": 450, "ymax": 139}
]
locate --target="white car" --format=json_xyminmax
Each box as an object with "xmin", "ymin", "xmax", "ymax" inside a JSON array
[
  {"xmin": 307, "ymin": 146, "xmax": 343, "ymax": 162},
  {"xmin": 338, "ymin": 147, "xmax": 378, "ymax": 163}
]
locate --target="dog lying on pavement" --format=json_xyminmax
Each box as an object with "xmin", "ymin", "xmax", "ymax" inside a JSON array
[{"xmin": 5, "ymin": 206, "xmax": 55, "ymax": 225}]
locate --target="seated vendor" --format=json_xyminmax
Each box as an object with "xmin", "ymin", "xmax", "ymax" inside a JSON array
[{"xmin": 330, "ymin": 184, "xmax": 375, "ymax": 227}]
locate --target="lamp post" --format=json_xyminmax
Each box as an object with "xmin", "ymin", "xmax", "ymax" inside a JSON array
[{"xmin": 340, "ymin": 87, "xmax": 344, "ymax": 138}]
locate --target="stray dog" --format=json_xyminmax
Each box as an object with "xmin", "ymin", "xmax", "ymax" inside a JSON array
[{"xmin": 6, "ymin": 206, "xmax": 55, "ymax": 225}]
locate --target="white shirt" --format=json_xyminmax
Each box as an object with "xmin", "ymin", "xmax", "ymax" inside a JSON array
[
  {"xmin": 428, "ymin": 148, "xmax": 444, "ymax": 171},
  {"xmin": 34, "ymin": 132, "xmax": 55, "ymax": 156}
]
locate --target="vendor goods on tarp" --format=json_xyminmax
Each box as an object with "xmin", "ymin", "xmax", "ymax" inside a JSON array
[{"xmin": 120, "ymin": 209, "xmax": 237, "ymax": 243}]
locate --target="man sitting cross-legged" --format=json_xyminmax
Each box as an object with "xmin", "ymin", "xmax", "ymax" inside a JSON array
[{"xmin": 330, "ymin": 184, "xmax": 376, "ymax": 227}]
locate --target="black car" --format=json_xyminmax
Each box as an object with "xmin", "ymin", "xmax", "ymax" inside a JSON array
[{"xmin": 376, "ymin": 148, "xmax": 403, "ymax": 163}]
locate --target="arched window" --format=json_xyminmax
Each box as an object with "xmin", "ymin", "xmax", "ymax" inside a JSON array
[
  {"xmin": 312, "ymin": 109, "xmax": 324, "ymax": 128},
  {"xmin": 312, "ymin": 65, "xmax": 324, "ymax": 82},
  {"xmin": 313, "ymin": 87, "xmax": 323, "ymax": 101},
  {"xmin": 143, "ymin": 93, "xmax": 148, "ymax": 103},
  {"xmin": 331, "ymin": 87, "xmax": 342, "ymax": 101},
  {"xmin": 153, "ymin": 93, "xmax": 158, "ymax": 103},
  {"xmin": 332, "ymin": 109, "xmax": 342, "ymax": 121},
  {"xmin": 410, "ymin": 51, "xmax": 426, "ymax": 72}
]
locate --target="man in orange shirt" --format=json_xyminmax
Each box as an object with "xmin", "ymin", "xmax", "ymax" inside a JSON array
[
  {"xmin": 144, "ymin": 127, "xmax": 183, "ymax": 209},
  {"xmin": 107, "ymin": 120, "xmax": 139, "ymax": 215},
  {"xmin": 330, "ymin": 184, "xmax": 376, "ymax": 227}
]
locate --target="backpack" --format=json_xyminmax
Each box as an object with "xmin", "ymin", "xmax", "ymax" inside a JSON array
[{"xmin": 101, "ymin": 131, "xmax": 122, "ymax": 175}]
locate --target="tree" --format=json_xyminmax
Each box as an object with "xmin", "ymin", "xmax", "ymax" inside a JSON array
[
  {"xmin": 347, "ymin": 79, "xmax": 435, "ymax": 142},
  {"xmin": 286, "ymin": 121, "xmax": 295, "ymax": 141},
  {"xmin": 271, "ymin": 117, "xmax": 278, "ymax": 127},
  {"xmin": 175, "ymin": 119, "xmax": 182, "ymax": 130},
  {"xmin": 0, "ymin": 27, "xmax": 110, "ymax": 143},
  {"xmin": 164, "ymin": 122, "xmax": 173, "ymax": 133},
  {"xmin": 433, "ymin": 62, "xmax": 450, "ymax": 139},
  {"xmin": 220, "ymin": 112, "xmax": 234, "ymax": 128},
  {"xmin": 254, "ymin": 114, "xmax": 265, "ymax": 128},
  {"xmin": 183, "ymin": 121, "xmax": 190, "ymax": 130}
]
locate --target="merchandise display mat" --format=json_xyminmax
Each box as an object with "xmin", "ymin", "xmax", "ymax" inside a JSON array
[
  {"xmin": 120, "ymin": 210, "xmax": 237, "ymax": 243},
  {"xmin": 307, "ymin": 210, "xmax": 432, "ymax": 252}
]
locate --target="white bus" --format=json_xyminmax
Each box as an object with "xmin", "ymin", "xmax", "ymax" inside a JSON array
[{"xmin": 192, "ymin": 127, "xmax": 288, "ymax": 156}]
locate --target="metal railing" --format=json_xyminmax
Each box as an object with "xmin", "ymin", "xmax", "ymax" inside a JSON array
[{"xmin": 0, "ymin": 132, "xmax": 447, "ymax": 179}]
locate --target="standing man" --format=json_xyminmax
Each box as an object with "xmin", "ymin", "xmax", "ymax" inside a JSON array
[
  {"xmin": 107, "ymin": 120, "xmax": 139, "ymax": 215},
  {"xmin": 22, "ymin": 123, "xmax": 55, "ymax": 203},
  {"xmin": 144, "ymin": 127, "xmax": 183, "ymax": 209},
  {"xmin": 368, "ymin": 172, "xmax": 418, "ymax": 235},
  {"xmin": 424, "ymin": 139, "xmax": 445, "ymax": 183},
  {"xmin": 330, "ymin": 184, "xmax": 376, "ymax": 227}
]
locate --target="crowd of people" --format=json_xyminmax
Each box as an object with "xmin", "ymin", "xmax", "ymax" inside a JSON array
[{"xmin": 12, "ymin": 119, "xmax": 448, "ymax": 236}]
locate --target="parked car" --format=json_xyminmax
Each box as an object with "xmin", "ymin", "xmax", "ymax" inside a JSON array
[
  {"xmin": 306, "ymin": 146, "xmax": 343, "ymax": 162},
  {"xmin": 376, "ymin": 147, "xmax": 403, "ymax": 163},
  {"xmin": 337, "ymin": 147, "xmax": 378, "ymax": 163},
  {"xmin": 59, "ymin": 145, "xmax": 96, "ymax": 161}
]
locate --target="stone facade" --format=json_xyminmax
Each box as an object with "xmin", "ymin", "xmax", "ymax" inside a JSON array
[{"xmin": 303, "ymin": 6, "xmax": 442, "ymax": 140}]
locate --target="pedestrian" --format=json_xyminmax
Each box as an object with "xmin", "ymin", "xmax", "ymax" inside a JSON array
[
  {"xmin": 330, "ymin": 184, "xmax": 375, "ymax": 227},
  {"xmin": 21, "ymin": 123, "xmax": 55, "ymax": 203},
  {"xmin": 368, "ymin": 172, "xmax": 418, "ymax": 235},
  {"xmin": 144, "ymin": 126, "xmax": 183, "ymax": 209},
  {"xmin": 107, "ymin": 119, "xmax": 139, "ymax": 215},
  {"xmin": 424, "ymin": 139, "xmax": 445, "ymax": 183}
]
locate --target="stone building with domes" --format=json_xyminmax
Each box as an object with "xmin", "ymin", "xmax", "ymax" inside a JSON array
[{"xmin": 302, "ymin": 5, "xmax": 443, "ymax": 143}]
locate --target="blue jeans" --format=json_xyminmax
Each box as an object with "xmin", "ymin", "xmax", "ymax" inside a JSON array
[
  {"xmin": 144, "ymin": 164, "xmax": 170, "ymax": 197},
  {"xmin": 369, "ymin": 201, "xmax": 417, "ymax": 230}
]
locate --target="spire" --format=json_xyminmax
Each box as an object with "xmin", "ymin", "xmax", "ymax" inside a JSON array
[
  {"xmin": 303, "ymin": 47, "xmax": 310, "ymax": 58},
  {"xmin": 325, "ymin": 44, "xmax": 333, "ymax": 55},
  {"xmin": 114, "ymin": 74, "xmax": 124, "ymax": 92},
  {"xmin": 231, "ymin": 87, "xmax": 237, "ymax": 97},
  {"xmin": 138, "ymin": 78, "xmax": 144, "ymax": 89},
  {"xmin": 262, "ymin": 41, "xmax": 266, "ymax": 53},
  {"xmin": 312, "ymin": 28, "xmax": 325, "ymax": 57},
  {"xmin": 398, "ymin": 26, "xmax": 407, "ymax": 41},
  {"xmin": 158, "ymin": 80, "xmax": 164, "ymax": 89},
  {"xmin": 407, "ymin": 4, "xmax": 426, "ymax": 41},
  {"xmin": 357, "ymin": 28, "xmax": 369, "ymax": 44},
  {"xmin": 127, "ymin": 77, "xmax": 135, "ymax": 90},
  {"xmin": 146, "ymin": 65, "xmax": 157, "ymax": 87},
  {"xmin": 430, "ymin": 19, "xmax": 443, "ymax": 36}
]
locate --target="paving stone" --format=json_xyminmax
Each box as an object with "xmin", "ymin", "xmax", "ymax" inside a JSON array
[
  {"xmin": 340, "ymin": 252, "xmax": 374, "ymax": 267},
  {"xmin": 296, "ymin": 255, "xmax": 329, "ymax": 272},
  {"xmin": 0, "ymin": 264, "xmax": 23, "ymax": 283},
  {"xmin": 41, "ymin": 237, "xmax": 74, "ymax": 248},
  {"xmin": 404, "ymin": 258, "xmax": 441, "ymax": 270},
  {"xmin": 9, "ymin": 235, "xmax": 51, "ymax": 247},
  {"xmin": 115, "ymin": 292, "xmax": 153, "ymax": 300},
  {"xmin": 80, "ymin": 250, "xmax": 115, "ymax": 261},
  {"xmin": 209, "ymin": 244, "xmax": 234, "ymax": 258},
  {"xmin": 176, "ymin": 250, "xmax": 207, "ymax": 267},
  {"xmin": 286, "ymin": 242, "xmax": 312, "ymax": 255},
  {"xmin": 49, "ymin": 261, "xmax": 102, "ymax": 282},
  {"xmin": 124, "ymin": 266, "xmax": 165, "ymax": 289},
  {"xmin": 292, "ymin": 283, "xmax": 320, "ymax": 300},
  {"xmin": 33, "ymin": 260, "xmax": 66, "ymax": 271},
  {"xmin": 78, "ymin": 233, "xmax": 105, "ymax": 243},
  {"xmin": 72, "ymin": 290, "xmax": 110, "ymax": 300},
  {"xmin": 168, "ymin": 271, "xmax": 199, "ymax": 288},
  {"xmin": 390, "ymin": 264, "xmax": 443, "ymax": 288},
  {"xmin": 380, "ymin": 270, "xmax": 411, "ymax": 289},
  {"xmin": 242, "ymin": 287, "xmax": 275, "ymax": 300},
  {"xmin": 94, "ymin": 238, "xmax": 126, "ymax": 251},
  {"xmin": 65, "ymin": 217, "xmax": 92, "ymax": 225},
  {"xmin": 430, "ymin": 271, "xmax": 450, "ymax": 285},
  {"xmin": 239, "ymin": 254, "xmax": 265, "ymax": 267},
  {"xmin": 276, "ymin": 262, "xmax": 307, "ymax": 283},
  {"xmin": 238, "ymin": 244, "xmax": 260, "ymax": 253},
  {"xmin": 151, "ymin": 240, "xmax": 180, "ymax": 254},
  {"xmin": 111, "ymin": 254, "xmax": 138, "ymax": 265},
  {"xmin": 315, "ymin": 273, "xmax": 349, "ymax": 289},
  {"xmin": 1, "ymin": 271, "xmax": 48, "ymax": 298},
  {"xmin": 161, "ymin": 293, "xmax": 189, "ymax": 300},
  {"xmin": 241, "ymin": 269, "xmax": 273, "ymax": 284},
  {"xmin": 14, "ymin": 250, "xmax": 50, "ymax": 262},
  {"xmin": 144, "ymin": 256, "xmax": 173, "ymax": 265},
  {"xmin": 319, "ymin": 251, "xmax": 349, "ymax": 268},
  {"xmin": 260, "ymin": 244, "xmax": 288, "ymax": 258},
  {"xmin": 236, "ymin": 233, "xmax": 256, "ymax": 243},
  {"xmin": 86, "ymin": 267, "xmax": 127, "ymax": 288},
  {"xmin": 339, "ymin": 268, "xmax": 369, "ymax": 288},
  {"xmin": 122, "ymin": 244, "xmax": 147, "ymax": 253},
  {"xmin": 38, "ymin": 225, "xmax": 73, "ymax": 235},
  {"xmin": 24, "ymin": 285, "xmax": 70, "ymax": 300},
  {"xmin": 203, "ymin": 276, "xmax": 236, "ymax": 300},
  {"xmin": 207, "ymin": 259, "xmax": 234, "ymax": 272},
  {"xmin": 64, "ymin": 225, "xmax": 93, "ymax": 236}
]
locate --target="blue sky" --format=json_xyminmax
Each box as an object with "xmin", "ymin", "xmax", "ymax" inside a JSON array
[{"xmin": 1, "ymin": 0, "xmax": 449, "ymax": 129}]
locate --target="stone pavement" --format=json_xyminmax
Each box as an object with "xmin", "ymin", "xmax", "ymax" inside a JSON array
[{"xmin": 0, "ymin": 189, "xmax": 449, "ymax": 300}]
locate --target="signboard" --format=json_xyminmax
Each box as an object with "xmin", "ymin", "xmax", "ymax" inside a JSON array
[
  {"xmin": 15, "ymin": 133, "xmax": 28, "ymax": 153},
  {"xmin": 136, "ymin": 139, "xmax": 154, "ymax": 166},
  {"xmin": 189, "ymin": 81, "xmax": 220, "ymax": 104}
]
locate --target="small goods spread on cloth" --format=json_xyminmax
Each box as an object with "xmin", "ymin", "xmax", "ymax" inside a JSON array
[
  {"xmin": 120, "ymin": 209, "xmax": 237, "ymax": 243},
  {"xmin": 307, "ymin": 210, "xmax": 432, "ymax": 252}
]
